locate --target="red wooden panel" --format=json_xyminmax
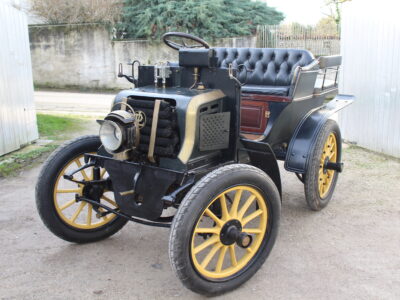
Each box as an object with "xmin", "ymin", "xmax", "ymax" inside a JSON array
[{"xmin": 240, "ymin": 100, "xmax": 269, "ymax": 134}]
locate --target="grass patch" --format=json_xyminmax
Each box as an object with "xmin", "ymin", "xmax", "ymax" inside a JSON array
[
  {"xmin": 37, "ymin": 113, "xmax": 84, "ymax": 140},
  {"xmin": 0, "ymin": 113, "xmax": 90, "ymax": 177},
  {"xmin": 0, "ymin": 144, "xmax": 58, "ymax": 177}
]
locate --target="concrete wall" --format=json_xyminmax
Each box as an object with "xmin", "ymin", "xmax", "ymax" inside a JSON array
[{"xmin": 29, "ymin": 24, "xmax": 257, "ymax": 90}]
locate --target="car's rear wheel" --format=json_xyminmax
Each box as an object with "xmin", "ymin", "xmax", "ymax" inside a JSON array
[
  {"xmin": 169, "ymin": 164, "xmax": 280, "ymax": 296},
  {"xmin": 36, "ymin": 135, "xmax": 128, "ymax": 243},
  {"xmin": 304, "ymin": 120, "xmax": 342, "ymax": 211}
]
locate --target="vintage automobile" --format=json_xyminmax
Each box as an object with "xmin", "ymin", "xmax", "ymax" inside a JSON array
[{"xmin": 36, "ymin": 32, "xmax": 353, "ymax": 295}]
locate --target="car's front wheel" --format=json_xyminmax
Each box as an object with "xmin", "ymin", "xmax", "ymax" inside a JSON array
[
  {"xmin": 36, "ymin": 135, "xmax": 128, "ymax": 243},
  {"xmin": 169, "ymin": 164, "xmax": 281, "ymax": 296}
]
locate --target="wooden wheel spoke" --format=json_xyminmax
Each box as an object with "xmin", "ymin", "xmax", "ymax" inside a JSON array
[
  {"xmin": 329, "ymin": 150, "xmax": 336, "ymax": 160},
  {"xmin": 204, "ymin": 208, "xmax": 223, "ymax": 227},
  {"xmin": 97, "ymin": 208, "xmax": 109, "ymax": 221},
  {"xmin": 242, "ymin": 228, "xmax": 262, "ymax": 234},
  {"xmin": 329, "ymin": 136, "xmax": 335, "ymax": 146},
  {"xmin": 238, "ymin": 194, "xmax": 256, "ymax": 220},
  {"xmin": 215, "ymin": 246, "xmax": 228, "ymax": 272},
  {"xmin": 194, "ymin": 227, "xmax": 220, "ymax": 234},
  {"xmin": 230, "ymin": 189, "xmax": 243, "ymax": 218},
  {"xmin": 246, "ymin": 246, "xmax": 254, "ymax": 254},
  {"xmin": 70, "ymin": 202, "xmax": 86, "ymax": 223},
  {"xmin": 56, "ymin": 189, "xmax": 81, "ymax": 194},
  {"xmin": 193, "ymin": 235, "xmax": 219, "ymax": 255},
  {"xmin": 74, "ymin": 159, "xmax": 90, "ymax": 181},
  {"xmin": 242, "ymin": 209, "xmax": 263, "ymax": 227},
  {"xmin": 200, "ymin": 244, "xmax": 222, "ymax": 269},
  {"xmin": 101, "ymin": 195, "xmax": 117, "ymax": 207},
  {"xmin": 229, "ymin": 244, "xmax": 237, "ymax": 267},
  {"xmin": 87, "ymin": 204, "xmax": 92, "ymax": 225},
  {"xmin": 219, "ymin": 194, "xmax": 230, "ymax": 221},
  {"xmin": 59, "ymin": 199, "xmax": 76, "ymax": 211}
]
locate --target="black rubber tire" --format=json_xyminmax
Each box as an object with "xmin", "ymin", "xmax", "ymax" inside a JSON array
[
  {"xmin": 169, "ymin": 164, "xmax": 281, "ymax": 296},
  {"xmin": 304, "ymin": 120, "xmax": 342, "ymax": 211},
  {"xmin": 35, "ymin": 135, "xmax": 128, "ymax": 243}
]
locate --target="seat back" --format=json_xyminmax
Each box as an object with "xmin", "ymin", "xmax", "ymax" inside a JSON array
[{"xmin": 213, "ymin": 48, "xmax": 314, "ymax": 86}]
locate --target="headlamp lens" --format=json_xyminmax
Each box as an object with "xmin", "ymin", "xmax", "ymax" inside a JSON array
[{"xmin": 99, "ymin": 120, "xmax": 123, "ymax": 152}]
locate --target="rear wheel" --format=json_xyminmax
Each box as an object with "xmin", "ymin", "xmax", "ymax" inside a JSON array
[
  {"xmin": 36, "ymin": 135, "xmax": 128, "ymax": 243},
  {"xmin": 304, "ymin": 120, "xmax": 342, "ymax": 211},
  {"xmin": 169, "ymin": 164, "xmax": 280, "ymax": 296}
]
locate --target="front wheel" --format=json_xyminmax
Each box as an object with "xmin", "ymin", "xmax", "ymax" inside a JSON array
[
  {"xmin": 169, "ymin": 164, "xmax": 281, "ymax": 296},
  {"xmin": 35, "ymin": 135, "xmax": 128, "ymax": 243}
]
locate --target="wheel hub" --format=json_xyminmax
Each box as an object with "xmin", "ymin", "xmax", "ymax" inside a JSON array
[
  {"xmin": 220, "ymin": 219, "xmax": 253, "ymax": 248},
  {"xmin": 323, "ymin": 156, "xmax": 330, "ymax": 174},
  {"xmin": 82, "ymin": 184, "xmax": 104, "ymax": 202}
]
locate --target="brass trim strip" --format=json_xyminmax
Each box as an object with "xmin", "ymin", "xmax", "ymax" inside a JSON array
[
  {"xmin": 120, "ymin": 190, "xmax": 134, "ymax": 196},
  {"xmin": 178, "ymin": 90, "xmax": 225, "ymax": 164},
  {"xmin": 148, "ymin": 99, "xmax": 161, "ymax": 163}
]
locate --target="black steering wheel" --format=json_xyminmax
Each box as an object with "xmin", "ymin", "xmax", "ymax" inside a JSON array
[{"xmin": 162, "ymin": 32, "xmax": 210, "ymax": 51}]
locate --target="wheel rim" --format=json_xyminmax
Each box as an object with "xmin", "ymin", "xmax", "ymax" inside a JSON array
[
  {"xmin": 318, "ymin": 133, "xmax": 337, "ymax": 198},
  {"xmin": 53, "ymin": 153, "xmax": 117, "ymax": 229},
  {"xmin": 190, "ymin": 186, "xmax": 268, "ymax": 280}
]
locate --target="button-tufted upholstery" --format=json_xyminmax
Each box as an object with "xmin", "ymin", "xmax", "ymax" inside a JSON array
[{"xmin": 213, "ymin": 48, "xmax": 315, "ymax": 96}]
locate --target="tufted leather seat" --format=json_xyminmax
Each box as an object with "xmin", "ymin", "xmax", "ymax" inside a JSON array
[{"xmin": 213, "ymin": 48, "xmax": 315, "ymax": 96}]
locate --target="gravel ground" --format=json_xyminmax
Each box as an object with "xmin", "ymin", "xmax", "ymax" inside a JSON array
[{"xmin": 0, "ymin": 121, "xmax": 399, "ymax": 300}]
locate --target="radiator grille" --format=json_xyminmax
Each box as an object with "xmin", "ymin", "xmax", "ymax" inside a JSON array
[{"xmin": 199, "ymin": 112, "xmax": 230, "ymax": 151}]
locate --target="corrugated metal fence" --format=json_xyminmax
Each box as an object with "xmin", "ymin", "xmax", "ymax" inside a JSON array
[
  {"xmin": 0, "ymin": 1, "xmax": 38, "ymax": 156},
  {"xmin": 339, "ymin": 0, "xmax": 400, "ymax": 158},
  {"xmin": 257, "ymin": 24, "xmax": 340, "ymax": 56}
]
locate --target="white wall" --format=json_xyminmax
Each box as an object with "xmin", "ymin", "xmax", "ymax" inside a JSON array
[
  {"xmin": 339, "ymin": 0, "xmax": 400, "ymax": 158},
  {"xmin": 29, "ymin": 24, "xmax": 257, "ymax": 90},
  {"xmin": 0, "ymin": 1, "xmax": 38, "ymax": 156}
]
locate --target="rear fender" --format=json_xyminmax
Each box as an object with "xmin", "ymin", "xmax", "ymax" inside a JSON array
[{"xmin": 284, "ymin": 94, "xmax": 354, "ymax": 173}]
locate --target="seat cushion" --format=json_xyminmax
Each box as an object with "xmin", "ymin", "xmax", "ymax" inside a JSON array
[
  {"xmin": 242, "ymin": 85, "xmax": 290, "ymax": 96},
  {"xmin": 213, "ymin": 47, "xmax": 314, "ymax": 86}
]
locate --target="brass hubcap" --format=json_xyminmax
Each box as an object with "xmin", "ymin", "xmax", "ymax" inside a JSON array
[
  {"xmin": 53, "ymin": 154, "xmax": 117, "ymax": 229},
  {"xmin": 318, "ymin": 133, "xmax": 337, "ymax": 198},
  {"xmin": 191, "ymin": 186, "xmax": 268, "ymax": 279}
]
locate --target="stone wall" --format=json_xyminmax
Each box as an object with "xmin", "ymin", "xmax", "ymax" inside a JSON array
[{"xmin": 29, "ymin": 24, "xmax": 257, "ymax": 90}]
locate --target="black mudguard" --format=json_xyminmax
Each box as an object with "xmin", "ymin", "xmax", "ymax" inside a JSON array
[
  {"xmin": 240, "ymin": 139, "xmax": 282, "ymax": 197},
  {"xmin": 284, "ymin": 94, "xmax": 354, "ymax": 173},
  {"xmin": 85, "ymin": 154, "xmax": 184, "ymax": 220}
]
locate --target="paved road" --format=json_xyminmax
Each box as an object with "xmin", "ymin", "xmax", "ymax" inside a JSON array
[
  {"xmin": 1, "ymin": 130, "xmax": 399, "ymax": 299},
  {"xmin": 34, "ymin": 91, "xmax": 115, "ymax": 115}
]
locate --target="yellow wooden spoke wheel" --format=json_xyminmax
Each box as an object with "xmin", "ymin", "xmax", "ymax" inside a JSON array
[
  {"xmin": 53, "ymin": 153, "xmax": 117, "ymax": 230},
  {"xmin": 191, "ymin": 186, "xmax": 268, "ymax": 279},
  {"xmin": 318, "ymin": 133, "xmax": 337, "ymax": 198},
  {"xmin": 169, "ymin": 164, "xmax": 281, "ymax": 296},
  {"xmin": 304, "ymin": 120, "xmax": 342, "ymax": 211},
  {"xmin": 36, "ymin": 135, "xmax": 127, "ymax": 243}
]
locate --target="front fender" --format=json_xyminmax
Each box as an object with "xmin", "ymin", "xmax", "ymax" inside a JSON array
[
  {"xmin": 284, "ymin": 94, "xmax": 354, "ymax": 173},
  {"xmin": 240, "ymin": 139, "xmax": 282, "ymax": 198}
]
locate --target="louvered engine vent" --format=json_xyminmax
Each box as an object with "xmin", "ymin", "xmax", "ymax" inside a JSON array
[{"xmin": 127, "ymin": 97, "xmax": 179, "ymax": 157}]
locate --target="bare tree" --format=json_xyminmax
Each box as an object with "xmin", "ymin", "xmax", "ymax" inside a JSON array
[
  {"xmin": 324, "ymin": 0, "xmax": 352, "ymax": 27},
  {"xmin": 30, "ymin": 0, "xmax": 122, "ymax": 24}
]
